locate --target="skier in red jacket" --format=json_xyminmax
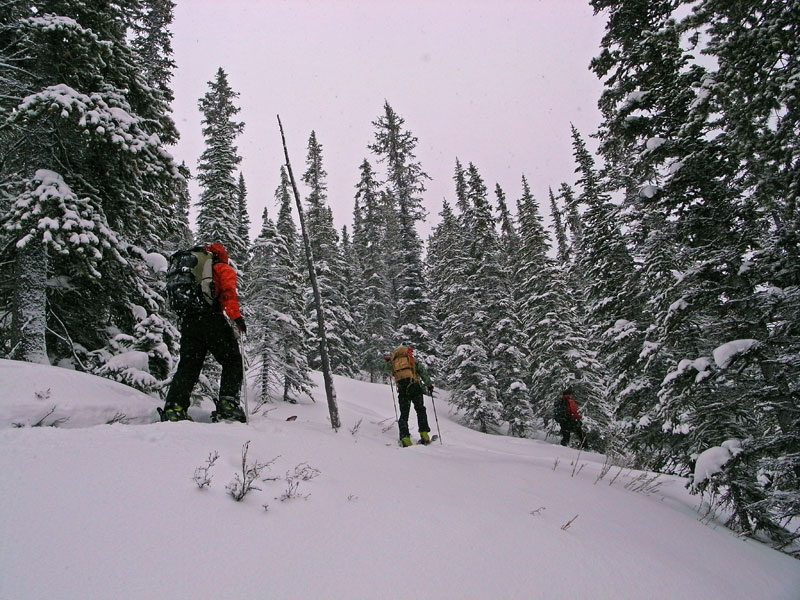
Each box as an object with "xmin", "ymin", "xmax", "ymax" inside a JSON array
[
  {"xmin": 554, "ymin": 387, "xmax": 587, "ymax": 448},
  {"xmin": 162, "ymin": 242, "xmax": 247, "ymax": 422}
]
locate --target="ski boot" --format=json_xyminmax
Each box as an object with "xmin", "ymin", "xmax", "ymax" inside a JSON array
[
  {"xmin": 418, "ymin": 431, "xmax": 432, "ymax": 445},
  {"xmin": 212, "ymin": 396, "xmax": 246, "ymax": 423},
  {"xmin": 158, "ymin": 403, "xmax": 193, "ymax": 422},
  {"xmin": 400, "ymin": 436, "xmax": 413, "ymax": 447}
]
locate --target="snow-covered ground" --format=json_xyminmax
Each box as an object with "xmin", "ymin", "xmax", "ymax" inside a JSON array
[{"xmin": 1, "ymin": 358, "xmax": 798, "ymax": 599}]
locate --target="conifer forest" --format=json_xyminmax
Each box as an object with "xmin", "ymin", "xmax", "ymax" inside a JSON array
[{"xmin": 0, "ymin": 1, "xmax": 797, "ymax": 553}]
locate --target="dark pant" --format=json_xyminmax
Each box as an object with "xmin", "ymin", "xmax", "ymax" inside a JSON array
[
  {"xmin": 559, "ymin": 419, "xmax": 586, "ymax": 447},
  {"xmin": 164, "ymin": 312, "xmax": 242, "ymax": 410},
  {"xmin": 397, "ymin": 378, "xmax": 430, "ymax": 439}
]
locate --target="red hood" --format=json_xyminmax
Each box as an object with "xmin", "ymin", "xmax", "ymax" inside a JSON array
[{"xmin": 205, "ymin": 243, "xmax": 229, "ymax": 264}]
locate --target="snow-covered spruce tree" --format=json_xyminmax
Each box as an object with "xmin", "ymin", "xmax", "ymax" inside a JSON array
[
  {"xmin": 234, "ymin": 172, "xmax": 251, "ymax": 266},
  {"xmin": 421, "ymin": 157, "xmax": 472, "ymax": 374},
  {"xmin": 301, "ymin": 131, "xmax": 359, "ymax": 377},
  {"xmin": 244, "ymin": 195, "xmax": 314, "ymax": 408},
  {"xmin": 339, "ymin": 225, "xmax": 367, "ymax": 372},
  {"xmin": 588, "ymin": 0, "xmax": 698, "ymax": 462},
  {"xmin": 675, "ymin": 0, "xmax": 799, "ymax": 548},
  {"xmin": 439, "ymin": 162, "xmax": 504, "ymax": 433},
  {"xmin": 368, "ymin": 102, "xmax": 435, "ymax": 357},
  {"xmin": 494, "ymin": 183, "xmax": 523, "ymax": 298},
  {"xmin": 274, "ymin": 167, "xmax": 314, "ymax": 403},
  {"xmin": 547, "ymin": 188, "xmax": 570, "ymax": 266},
  {"xmin": 469, "ymin": 165, "xmax": 528, "ymax": 435},
  {"xmin": 129, "ymin": 0, "xmax": 179, "ymax": 146},
  {"xmin": 591, "ymin": 0, "xmax": 800, "ymax": 548},
  {"xmin": 490, "ymin": 184, "xmax": 533, "ymax": 437},
  {"xmin": 195, "ymin": 67, "xmax": 247, "ymax": 261},
  {"xmin": 514, "ymin": 176, "xmax": 597, "ymax": 437},
  {"xmin": 93, "ymin": 309, "xmax": 175, "ymax": 395},
  {"xmin": 491, "ymin": 182, "xmax": 533, "ymax": 436},
  {"xmin": 569, "ymin": 126, "xmax": 639, "ymax": 443},
  {"xmin": 352, "ymin": 159, "xmax": 394, "ymax": 380},
  {"xmin": 590, "ymin": 0, "xmax": 752, "ymax": 471},
  {"xmin": 558, "ymin": 182, "xmax": 583, "ymax": 256},
  {"xmin": 243, "ymin": 206, "xmax": 283, "ymax": 407},
  {"xmin": 424, "ymin": 198, "xmax": 463, "ymax": 377},
  {"xmin": 0, "ymin": 4, "xmax": 185, "ymax": 378},
  {"xmin": 168, "ymin": 162, "xmax": 194, "ymax": 251}
]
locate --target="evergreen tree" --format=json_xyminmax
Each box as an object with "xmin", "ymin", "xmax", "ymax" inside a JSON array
[
  {"xmin": 195, "ymin": 68, "xmax": 246, "ymax": 260},
  {"xmin": 559, "ymin": 182, "xmax": 583, "ymax": 255},
  {"xmin": 570, "ymin": 125, "xmax": 638, "ymax": 440},
  {"xmin": 244, "ymin": 206, "xmax": 283, "ymax": 407},
  {"xmin": 339, "ymin": 225, "xmax": 367, "ymax": 371},
  {"xmin": 301, "ymin": 131, "xmax": 359, "ymax": 376},
  {"xmin": 369, "ymin": 102, "xmax": 434, "ymax": 356},
  {"xmin": 515, "ymin": 177, "xmax": 582, "ymax": 425},
  {"xmin": 130, "ymin": 0, "xmax": 178, "ymax": 145},
  {"xmin": 244, "ymin": 169, "xmax": 314, "ymax": 407},
  {"xmin": 548, "ymin": 187, "xmax": 570, "ymax": 265},
  {"xmin": 234, "ymin": 172, "xmax": 251, "ymax": 265},
  {"xmin": 169, "ymin": 162, "xmax": 194, "ymax": 250},
  {"xmin": 352, "ymin": 159, "xmax": 394, "ymax": 380},
  {"xmin": 0, "ymin": 2, "xmax": 184, "ymax": 379},
  {"xmin": 425, "ymin": 199, "xmax": 464, "ymax": 377},
  {"xmin": 591, "ymin": 0, "xmax": 799, "ymax": 549},
  {"xmin": 273, "ymin": 167, "xmax": 314, "ymax": 402},
  {"xmin": 439, "ymin": 163, "xmax": 504, "ymax": 432}
]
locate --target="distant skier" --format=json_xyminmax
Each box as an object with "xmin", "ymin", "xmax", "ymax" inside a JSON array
[
  {"xmin": 162, "ymin": 242, "xmax": 247, "ymax": 422},
  {"xmin": 553, "ymin": 387, "xmax": 586, "ymax": 448},
  {"xmin": 385, "ymin": 345, "xmax": 434, "ymax": 447}
]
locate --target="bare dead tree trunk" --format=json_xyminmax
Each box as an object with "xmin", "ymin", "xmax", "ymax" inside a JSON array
[{"xmin": 277, "ymin": 115, "xmax": 340, "ymax": 430}]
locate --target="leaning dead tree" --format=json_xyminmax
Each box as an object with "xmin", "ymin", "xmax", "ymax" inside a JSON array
[{"xmin": 277, "ymin": 115, "xmax": 341, "ymax": 430}]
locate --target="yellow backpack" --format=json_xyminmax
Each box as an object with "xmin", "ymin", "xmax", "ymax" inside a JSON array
[{"xmin": 391, "ymin": 346, "xmax": 417, "ymax": 382}]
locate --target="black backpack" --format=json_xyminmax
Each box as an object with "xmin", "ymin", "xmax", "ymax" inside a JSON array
[
  {"xmin": 165, "ymin": 247, "xmax": 215, "ymax": 314},
  {"xmin": 553, "ymin": 396, "xmax": 568, "ymax": 423}
]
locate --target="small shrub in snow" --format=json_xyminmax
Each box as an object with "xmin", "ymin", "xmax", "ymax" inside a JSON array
[
  {"xmin": 192, "ymin": 451, "xmax": 219, "ymax": 489},
  {"xmin": 226, "ymin": 441, "xmax": 279, "ymax": 502},
  {"xmin": 277, "ymin": 462, "xmax": 320, "ymax": 501},
  {"xmin": 279, "ymin": 478, "xmax": 310, "ymax": 501},
  {"xmin": 290, "ymin": 462, "xmax": 321, "ymax": 481}
]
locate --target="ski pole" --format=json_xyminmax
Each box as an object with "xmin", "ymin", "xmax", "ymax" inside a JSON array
[
  {"xmin": 388, "ymin": 376, "xmax": 400, "ymax": 439},
  {"xmin": 237, "ymin": 330, "xmax": 250, "ymax": 424},
  {"xmin": 429, "ymin": 388, "xmax": 442, "ymax": 444}
]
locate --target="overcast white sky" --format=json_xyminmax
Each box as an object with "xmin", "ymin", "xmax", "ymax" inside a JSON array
[{"xmin": 169, "ymin": 0, "xmax": 608, "ymax": 241}]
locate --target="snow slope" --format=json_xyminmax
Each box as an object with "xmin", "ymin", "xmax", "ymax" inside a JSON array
[{"xmin": 1, "ymin": 359, "xmax": 797, "ymax": 599}]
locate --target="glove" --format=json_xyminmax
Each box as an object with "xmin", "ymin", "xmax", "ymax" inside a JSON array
[
  {"xmin": 234, "ymin": 316, "xmax": 247, "ymax": 334},
  {"xmin": 427, "ymin": 384, "xmax": 434, "ymax": 394}
]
